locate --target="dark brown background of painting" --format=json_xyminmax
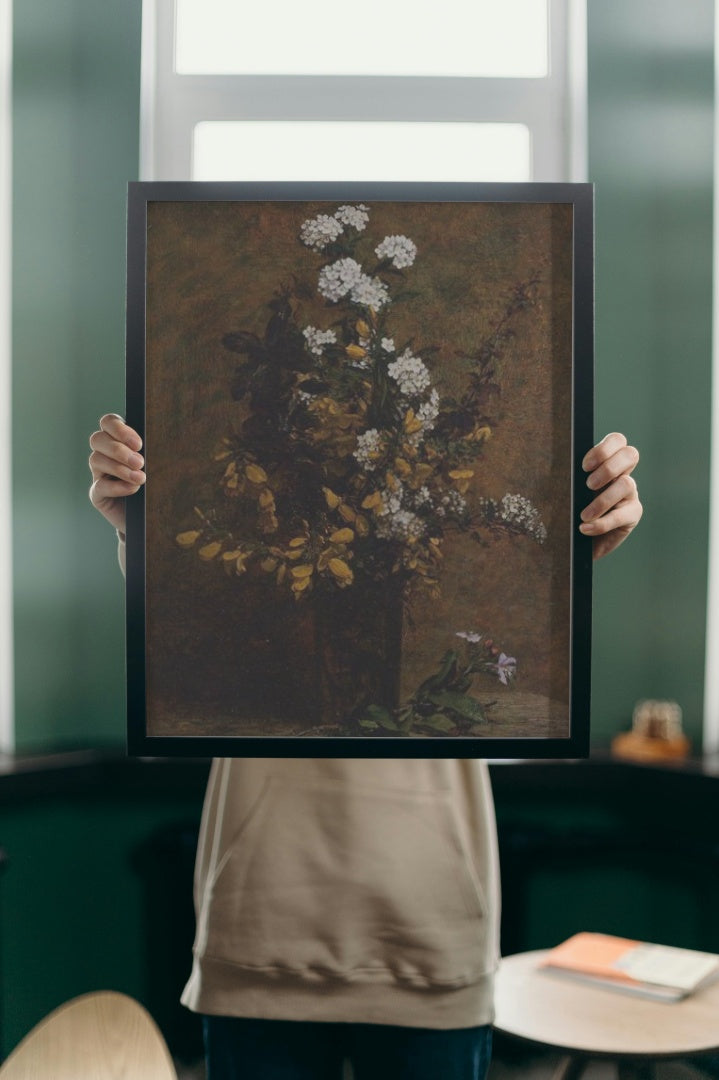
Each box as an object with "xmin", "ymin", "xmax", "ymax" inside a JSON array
[{"xmin": 144, "ymin": 200, "xmax": 573, "ymax": 739}]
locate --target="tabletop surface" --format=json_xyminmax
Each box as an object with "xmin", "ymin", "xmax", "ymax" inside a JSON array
[{"xmin": 494, "ymin": 949, "xmax": 719, "ymax": 1059}]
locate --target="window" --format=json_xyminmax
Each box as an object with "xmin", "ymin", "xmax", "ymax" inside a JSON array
[
  {"xmin": 192, "ymin": 121, "xmax": 532, "ymax": 182},
  {"xmin": 174, "ymin": 0, "xmax": 549, "ymax": 77},
  {"xmin": 141, "ymin": 0, "xmax": 587, "ymax": 183}
]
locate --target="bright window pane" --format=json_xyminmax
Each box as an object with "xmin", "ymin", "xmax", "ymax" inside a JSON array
[
  {"xmin": 176, "ymin": 0, "xmax": 548, "ymax": 78},
  {"xmin": 193, "ymin": 122, "xmax": 532, "ymax": 182}
]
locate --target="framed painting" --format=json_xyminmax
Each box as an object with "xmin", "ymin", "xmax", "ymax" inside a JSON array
[{"xmin": 126, "ymin": 181, "xmax": 593, "ymax": 758}]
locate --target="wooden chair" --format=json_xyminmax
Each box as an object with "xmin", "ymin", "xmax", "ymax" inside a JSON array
[{"xmin": 0, "ymin": 991, "xmax": 178, "ymax": 1079}]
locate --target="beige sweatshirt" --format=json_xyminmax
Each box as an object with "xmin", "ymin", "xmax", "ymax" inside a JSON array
[
  {"xmin": 120, "ymin": 538, "xmax": 501, "ymax": 1029},
  {"xmin": 180, "ymin": 756, "xmax": 501, "ymax": 1029}
]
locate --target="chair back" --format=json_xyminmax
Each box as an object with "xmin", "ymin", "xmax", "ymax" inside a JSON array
[{"xmin": 0, "ymin": 990, "xmax": 178, "ymax": 1079}]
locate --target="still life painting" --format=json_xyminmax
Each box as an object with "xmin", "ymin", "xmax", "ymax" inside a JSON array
[{"xmin": 126, "ymin": 182, "xmax": 593, "ymax": 756}]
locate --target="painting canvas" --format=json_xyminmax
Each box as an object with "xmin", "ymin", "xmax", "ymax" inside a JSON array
[{"xmin": 126, "ymin": 181, "xmax": 593, "ymax": 757}]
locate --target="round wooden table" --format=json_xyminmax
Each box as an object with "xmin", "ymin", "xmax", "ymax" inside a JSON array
[{"xmin": 494, "ymin": 949, "xmax": 719, "ymax": 1079}]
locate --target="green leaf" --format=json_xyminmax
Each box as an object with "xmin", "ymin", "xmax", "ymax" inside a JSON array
[
  {"xmin": 359, "ymin": 719, "xmax": 380, "ymax": 731},
  {"xmin": 397, "ymin": 706, "xmax": 416, "ymax": 734},
  {"xmin": 416, "ymin": 650, "xmax": 459, "ymax": 696},
  {"xmin": 428, "ymin": 691, "xmax": 486, "ymax": 724},
  {"xmin": 222, "ymin": 330, "xmax": 262, "ymax": 355},
  {"xmin": 420, "ymin": 713, "xmax": 457, "ymax": 734},
  {"xmin": 363, "ymin": 705, "xmax": 400, "ymax": 731}
]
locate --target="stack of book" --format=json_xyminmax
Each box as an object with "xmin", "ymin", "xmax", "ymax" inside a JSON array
[{"xmin": 540, "ymin": 932, "xmax": 719, "ymax": 1002}]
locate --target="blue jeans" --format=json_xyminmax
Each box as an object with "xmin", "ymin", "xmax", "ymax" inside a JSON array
[{"xmin": 203, "ymin": 1016, "xmax": 493, "ymax": 1080}]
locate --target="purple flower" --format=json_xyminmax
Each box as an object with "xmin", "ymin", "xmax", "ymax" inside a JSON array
[{"xmin": 496, "ymin": 653, "xmax": 517, "ymax": 685}]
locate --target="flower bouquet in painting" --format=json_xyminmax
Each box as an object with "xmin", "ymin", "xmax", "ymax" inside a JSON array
[{"xmin": 172, "ymin": 203, "xmax": 557, "ymax": 738}]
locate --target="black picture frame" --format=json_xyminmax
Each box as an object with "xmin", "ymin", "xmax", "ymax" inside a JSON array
[{"xmin": 126, "ymin": 180, "xmax": 593, "ymax": 758}]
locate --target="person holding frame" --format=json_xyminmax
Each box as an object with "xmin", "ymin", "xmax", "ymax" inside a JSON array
[{"xmin": 89, "ymin": 418, "xmax": 641, "ymax": 1080}]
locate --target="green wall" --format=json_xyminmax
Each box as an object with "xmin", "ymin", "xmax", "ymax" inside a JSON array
[
  {"xmin": 12, "ymin": 0, "xmax": 142, "ymax": 751},
  {"xmin": 0, "ymin": 776, "xmax": 206, "ymax": 1058},
  {"xmin": 587, "ymin": 0, "xmax": 714, "ymax": 748},
  {"xmin": 10, "ymin": 0, "xmax": 715, "ymax": 751}
]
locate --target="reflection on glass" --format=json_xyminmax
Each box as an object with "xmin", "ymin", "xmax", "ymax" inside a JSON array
[
  {"xmin": 175, "ymin": 0, "xmax": 548, "ymax": 78},
  {"xmin": 192, "ymin": 121, "xmax": 532, "ymax": 182}
]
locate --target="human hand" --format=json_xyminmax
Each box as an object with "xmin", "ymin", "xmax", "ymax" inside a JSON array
[
  {"xmin": 580, "ymin": 432, "xmax": 642, "ymax": 560},
  {"xmin": 88, "ymin": 414, "xmax": 145, "ymax": 536}
]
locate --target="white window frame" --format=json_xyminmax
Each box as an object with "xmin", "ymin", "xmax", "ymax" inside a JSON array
[
  {"xmin": 703, "ymin": 3, "xmax": 719, "ymax": 755},
  {"xmin": 140, "ymin": 0, "xmax": 587, "ymax": 184},
  {"xmin": 0, "ymin": 0, "xmax": 13, "ymax": 752}
]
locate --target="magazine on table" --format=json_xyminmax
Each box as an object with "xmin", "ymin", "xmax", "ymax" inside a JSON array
[{"xmin": 540, "ymin": 932, "xmax": 719, "ymax": 1002}]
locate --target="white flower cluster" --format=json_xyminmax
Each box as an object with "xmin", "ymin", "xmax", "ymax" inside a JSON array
[
  {"xmin": 335, "ymin": 204, "xmax": 369, "ymax": 231},
  {"xmin": 353, "ymin": 428, "xmax": 384, "ymax": 470},
  {"xmin": 436, "ymin": 489, "xmax": 467, "ymax": 520},
  {"xmin": 387, "ymin": 348, "xmax": 431, "ymax": 397},
  {"xmin": 416, "ymin": 388, "xmax": 440, "ymax": 433},
  {"xmin": 300, "ymin": 204, "xmax": 370, "ymax": 252},
  {"xmin": 375, "ymin": 482, "xmax": 426, "ymax": 542},
  {"xmin": 400, "ymin": 388, "xmax": 440, "ymax": 451},
  {"xmin": 479, "ymin": 493, "xmax": 547, "ymax": 542},
  {"xmin": 299, "ymin": 214, "xmax": 343, "ymax": 252},
  {"xmin": 411, "ymin": 485, "xmax": 433, "ymax": 509},
  {"xmin": 302, "ymin": 325, "xmax": 337, "ymax": 356},
  {"xmin": 375, "ymin": 234, "xmax": 417, "ymax": 269},
  {"xmin": 498, "ymin": 493, "xmax": 547, "ymax": 542},
  {"xmin": 317, "ymin": 257, "xmax": 389, "ymax": 309},
  {"xmin": 351, "ymin": 274, "xmax": 391, "ymax": 309},
  {"xmin": 317, "ymin": 258, "xmax": 363, "ymax": 301},
  {"xmin": 381, "ymin": 338, "xmax": 395, "ymax": 353}
]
